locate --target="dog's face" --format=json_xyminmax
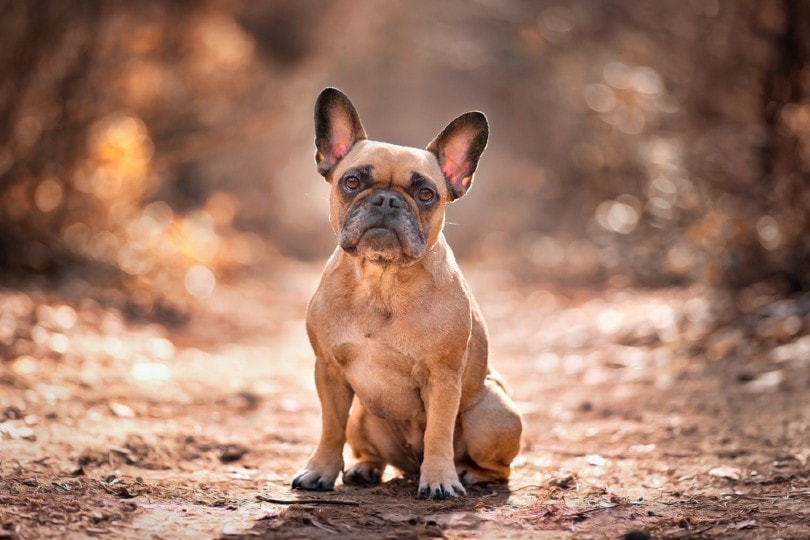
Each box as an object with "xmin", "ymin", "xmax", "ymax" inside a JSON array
[
  {"xmin": 314, "ymin": 88, "xmax": 488, "ymax": 264},
  {"xmin": 328, "ymin": 141, "xmax": 448, "ymax": 263}
]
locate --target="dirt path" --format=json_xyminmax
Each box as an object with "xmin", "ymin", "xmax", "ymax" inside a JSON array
[{"xmin": 1, "ymin": 263, "xmax": 808, "ymax": 539}]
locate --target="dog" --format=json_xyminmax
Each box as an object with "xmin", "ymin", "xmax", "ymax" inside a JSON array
[{"xmin": 292, "ymin": 88, "xmax": 522, "ymax": 499}]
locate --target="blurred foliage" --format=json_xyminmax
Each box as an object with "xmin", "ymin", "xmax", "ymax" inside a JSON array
[
  {"xmin": 0, "ymin": 0, "xmax": 808, "ymax": 310},
  {"xmin": 0, "ymin": 0, "xmax": 306, "ymax": 312}
]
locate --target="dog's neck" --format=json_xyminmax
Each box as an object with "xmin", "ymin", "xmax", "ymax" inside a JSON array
[{"xmin": 344, "ymin": 235, "xmax": 451, "ymax": 315}]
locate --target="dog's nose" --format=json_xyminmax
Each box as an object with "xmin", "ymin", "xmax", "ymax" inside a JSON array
[{"xmin": 370, "ymin": 191, "xmax": 404, "ymax": 209}]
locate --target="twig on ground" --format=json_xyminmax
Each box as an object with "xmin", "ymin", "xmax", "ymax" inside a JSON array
[{"xmin": 256, "ymin": 495, "xmax": 360, "ymax": 506}]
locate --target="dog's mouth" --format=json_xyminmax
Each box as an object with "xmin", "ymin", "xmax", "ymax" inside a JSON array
[
  {"xmin": 361, "ymin": 226, "xmax": 397, "ymax": 242},
  {"xmin": 340, "ymin": 224, "xmax": 424, "ymax": 263}
]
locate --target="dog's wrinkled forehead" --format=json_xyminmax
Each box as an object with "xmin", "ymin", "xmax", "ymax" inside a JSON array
[{"xmin": 332, "ymin": 140, "xmax": 448, "ymax": 195}]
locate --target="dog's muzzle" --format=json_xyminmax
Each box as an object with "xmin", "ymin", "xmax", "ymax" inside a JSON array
[{"xmin": 339, "ymin": 189, "xmax": 426, "ymax": 262}]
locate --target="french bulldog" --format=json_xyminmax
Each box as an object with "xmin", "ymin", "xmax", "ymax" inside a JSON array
[{"xmin": 292, "ymin": 88, "xmax": 522, "ymax": 499}]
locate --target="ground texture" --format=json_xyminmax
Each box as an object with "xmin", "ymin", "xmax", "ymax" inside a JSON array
[{"xmin": 1, "ymin": 263, "xmax": 808, "ymax": 539}]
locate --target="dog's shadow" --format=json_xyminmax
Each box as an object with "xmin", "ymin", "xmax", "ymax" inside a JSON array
[{"xmin": 222, "ymin": 477, "xmax": 514, "ymax": 539}]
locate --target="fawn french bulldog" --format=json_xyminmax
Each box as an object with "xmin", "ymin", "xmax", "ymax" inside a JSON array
[{"xmin": 292, "ymin": 88, "xmax": 522, "ymax": 499}]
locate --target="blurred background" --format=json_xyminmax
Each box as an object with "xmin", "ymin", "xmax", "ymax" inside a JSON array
[{"xmin": 1, "ymin": 0, "xmax": 808, "ymax": 313}]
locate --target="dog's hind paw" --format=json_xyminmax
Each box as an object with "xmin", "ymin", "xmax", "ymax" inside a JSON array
[
  {"xmin": 291, "ymin": 469, "xmax": 337, "ymax": 491},
  {"xmin": 342, "ymin": 461, "xmax": 383, "ymax": 485},
  {"xmin": 456, "ymin": 464, "xmax": 509, "ymax": 485}
]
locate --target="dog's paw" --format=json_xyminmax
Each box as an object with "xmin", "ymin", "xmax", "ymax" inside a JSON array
[
  {"xmin": 343, "ymin": 462, "xmax": 383, "ymax": 486},
  {"xmin": 291, "ymin": 469, "xmax": 338, "ymax": 491},
  {"xmin": 417, "ymin": 463, "xmax": 466, "ymax": 500}
]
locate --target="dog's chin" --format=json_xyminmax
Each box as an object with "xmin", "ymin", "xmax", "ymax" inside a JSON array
[{"xmin": 341, "ymin": 227, "xmax": 424, "ymax": 264}]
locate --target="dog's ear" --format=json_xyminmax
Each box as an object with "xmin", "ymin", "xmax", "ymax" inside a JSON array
[
  {"xmin": 314, "ymin": 88, "xmax": 367, "ymax": 176},
  {"xmin": 427, "ymin": 112, "xmax": 488, "ymax": 199}
]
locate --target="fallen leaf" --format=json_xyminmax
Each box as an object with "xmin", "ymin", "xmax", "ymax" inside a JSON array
[
  {"xmin": 743, "ymin": 370, "xmax": 783, "ymax": 392},
  {"xmin": 219, "ymin": 444, "xmax": 248, "ymax": 463},
  {"xmin": 709, "ymin": 466, "xmax": 742, "ymax": 481},
  {"xmin": 130, "ymin": 361, "xmax": 172, "ymax": 381},
  {"xmin": 0, "ymin": 421, "xmax": 36, "ymax": 440},
  {"xmin": 229, "ymin": 466, "xmax": 255, "ymax": 480},
  {"xmin": 109, "ymin": 446, "xmax": 138, "ymax": 464},
  {"xmin": 109, "ymin": 402, "xmax": 135, "ymax": 418},
  {"xmin": 116, "ymin": 487, "xmax": 138, "ymax": 499},
  {"xmin": 586, "ymin": 454, "xmax": 607, "ymax": 466},
  {"xmin": 673, "ymin": 515, "xmax": 700, "ymax": 527},
  {"xmin": 549, "ymin": 473, "xmax": 577, "ymax": 489},
  {"xmin": 630, "ymin": 444, "xmax": 656, "ymax": 454}
]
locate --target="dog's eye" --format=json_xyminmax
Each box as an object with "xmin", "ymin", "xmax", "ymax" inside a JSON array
[
  {"xmin": 417, "ymin": 187, "xmax": 435, "ymax": 203},
  {"xmin": 344, "ymin": 176, "xmax": 361, "ymax": 190}
]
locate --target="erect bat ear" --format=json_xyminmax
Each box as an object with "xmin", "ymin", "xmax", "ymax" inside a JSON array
[
  {"xmin": 426, "ymin": 111, "xmax": 488, "ymax": 199},
  {"xmin": 314, "ymin": 88, "xmax": 367, "ymax": 176}
]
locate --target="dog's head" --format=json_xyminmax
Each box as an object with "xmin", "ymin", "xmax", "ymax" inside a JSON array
[{"xmin": 313, "ymin": 87, "xmax": 488, "ymax": 264}]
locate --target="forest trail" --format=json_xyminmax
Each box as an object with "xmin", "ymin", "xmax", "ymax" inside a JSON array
[{"xmin": 1, "ymin": 263, "xmax": 808, "ymax": 539}]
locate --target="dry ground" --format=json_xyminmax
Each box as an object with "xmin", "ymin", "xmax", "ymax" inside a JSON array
[{"xmin": 1, "ymin": 262, "xmax": 808, "ymax": 539}]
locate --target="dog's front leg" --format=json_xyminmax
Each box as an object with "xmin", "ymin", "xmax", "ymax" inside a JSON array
[
  {"xmin": 292, "ymin": 358, "xmax": 353, "ymax": 491},
  {"xmin": 418, "ymin": 366, "xmax": 466, "ymax": 499}
]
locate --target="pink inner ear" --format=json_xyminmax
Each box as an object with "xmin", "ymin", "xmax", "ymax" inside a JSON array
[
  {"xmin": 331, "ymin": 140, "xmax": 349, "ymax": 161},
  {"xmin": 441, "ymin": 135, "xmax": 473, "ymax": 183},
  {"xmin": 329, "ymin": 116, "xmax": 354, "ymax": 161},
  {"xmin": 441, "ymin": 156, "xmax": 465, "ymax": 182}
]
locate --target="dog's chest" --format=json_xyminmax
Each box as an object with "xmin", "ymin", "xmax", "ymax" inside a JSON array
[{"xmin": 331, "ymin": 329, "xmax": 426, "ymax": 421}]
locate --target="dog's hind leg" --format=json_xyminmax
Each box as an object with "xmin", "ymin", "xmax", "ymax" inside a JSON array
[
  {"xmin": 456, "ymin": 376, "xmax": 522, "ymax": 484},
  {"xmin": 343, "ymin": 402, "xmax": 387, "ymax": 485},
  {"xmin": 344, "ymin": 401, "xmax": 423, "ymax": 485}
]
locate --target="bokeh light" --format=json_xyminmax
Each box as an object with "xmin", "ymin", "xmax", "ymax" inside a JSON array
[{"xmin": 0, "ymin": 0, "xmax": 806, "ymax": 302}]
